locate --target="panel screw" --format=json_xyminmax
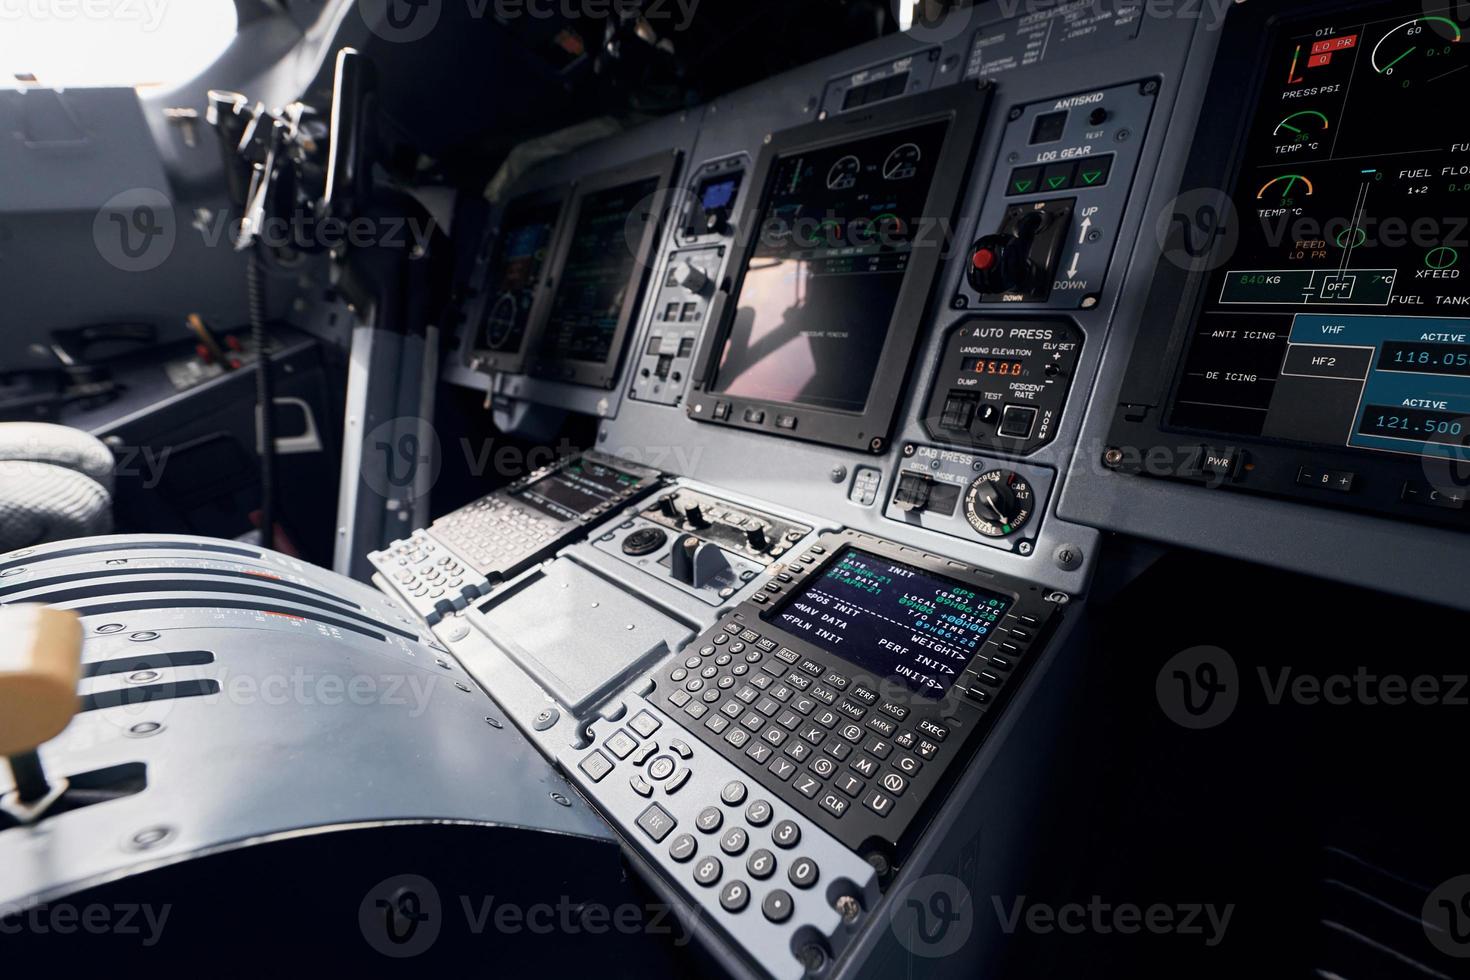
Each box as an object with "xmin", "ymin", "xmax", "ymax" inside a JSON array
[
  {"xmin": 484, "ymin": 716, "xmax": 503, "ymax": 729},
  {"xmin": 1103, "ymin": 447, "xmax": 1124, "ymax": 467},
  {"xmin": 835, "ymin": 895, "xmax": 862, "ymax": 922},
  {"xmin": 829, "ymin": 466, "xmax": 848, "ymax": 483},
  {"xmin": 455, "ymin": 681, "xmax": 472, "ymax": 693},
  {"xmin": 1017, "ymin": 542, "xmax": 1033, "ymax": 556},
  {"xmin": 128, "ymin": 722, "xmax": 164, "ymax": 737},
  {"xmin": 550, "ymin": 792, "xmax": 572, "ymax": 807},
  {"xmin": 97, "ymin": 624, "xmax": 126, "ymax": 634},
  {"xmin": 128, "ymin": 670, "xmax": 161, "ymax": 684},
  {"xmin": 1054, "ymin": 544, "xmax": 1084, "ymax": 571},
  {"xmin": 128, "ymin": 826, "xmax": 173, "ymax": 850},
  {"xmin": 1142, "ymin": 79, "xmax": 1159, "ymax": 95},
  {"xmin": 1008, "ymin": 106, "xmax": 1024, "ymax": 121}
]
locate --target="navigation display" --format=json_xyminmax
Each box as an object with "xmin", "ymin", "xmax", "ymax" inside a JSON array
[
  {"xmin": 710, "ymin": 120, "xmax": 951, "ymax": 413},
  {"xmin": 771, "ymin": 548, "xmax": 1010, "ymax": 700},
  {"xmin": 540, "ymin": 176, "xmax": 661, "ymax": 365},
  {"xmin": 511, "ymin": 457, "xmax": 641, "ymax": 521},
  {"xmin": 477, "ymin": 198, "xmax": 559, "ymax": 353},
  {"xmin": 1168, "ymin": 1, "xmax": 1470, "ymax": 462}
]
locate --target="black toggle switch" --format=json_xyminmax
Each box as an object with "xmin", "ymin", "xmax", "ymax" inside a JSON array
[
  {"xmin": 894, "ymin": 472, "xmax": 933, "ymax": 513},
  {"xmin": 685, "ymin": 503, "xmax": 709, "ymax": 529},
  {"xmin": 746, "ymin": 525, "xmax": 769, "ymax": 552},
  {"xmin": 670, "ymin": 534, "xmax": 699, "ymax": 584}
]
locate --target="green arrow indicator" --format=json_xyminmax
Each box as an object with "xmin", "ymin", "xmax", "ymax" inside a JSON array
[
  {"xmin": 1013, "ymin": 179, "xmax": 1034, "ymax": 193},
  {"xmin": 1080, "ymin": 169, "xmax": 1103, "ymax": 185},
  {"xmin": 1046, "ymin": 175, "xmax": 1068, "ymax": 189}
]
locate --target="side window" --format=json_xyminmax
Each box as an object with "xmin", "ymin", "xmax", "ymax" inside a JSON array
[{"xmin": 0, "ymin": 2, "xmax": 238, "ymax": 89}]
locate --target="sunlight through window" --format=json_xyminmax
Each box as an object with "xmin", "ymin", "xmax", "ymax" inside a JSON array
[{"xmin": 0, "ymin": 1, "xmax": 238, "ymax": 89}]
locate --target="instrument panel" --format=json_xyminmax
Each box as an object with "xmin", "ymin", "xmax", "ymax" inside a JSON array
[
  {"xmin": 1110, "ymin": 0, "xmax": 1470, "ymax": 529},
  {"xmin": 685, "ymin": 84, "xmax": 991, "ymax": 453},
  {"xmin": 415, "ymin": 4, "xmax": 1470, "ymax": 980}
]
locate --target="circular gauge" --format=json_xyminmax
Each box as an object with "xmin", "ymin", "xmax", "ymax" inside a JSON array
[
  {"xmin": 826, "ymin": 155, "xmax": 861, "ymax": 190},
  {"xmin": 882, "ymin": 142, "xmax": 921, "ymax": 180},
  {"xmin": 481, "ymin": 292, "xmax": 519, "ymax": 350},
  {"xmin": 963, "ymin": 470, "xmax": 1035, "ymax": 539},
  {"xmin": 1272, "ymin": 109, "xmax": 1330, "ymax": 151},
  {"xmin": 1255, "ymin": 174, "xmax": 1314, "ymax": 200},
  {"xmin": 1371, "ymin": 16, "xmax": 1466, "ymax": 85},
  {"xmin": 872, "ymin": 211, "xmax": 907, "ymax": 240}
]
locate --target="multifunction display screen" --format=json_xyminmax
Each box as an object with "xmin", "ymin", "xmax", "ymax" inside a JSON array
[
  {"xmin": 512, "ymin": 458, "xmax": 640, "ymax": 521},
  {"xmin": 477, "ymin": 199, "xmax": 559, "ymax": 352},
  {"xmin": 711, "ymin": 121, "xmax": 950, "ymax": 413},
  {"xmin": 540, "ymin": 176, "xmax": 660, "ymax": 365},
  {"xmin": 1169, "ymin": 1, "xmax": 1470, "ymax": 462},
  {"xmin": 771, "ymin": 548, "xmax": 1010, "ymax": 700}
]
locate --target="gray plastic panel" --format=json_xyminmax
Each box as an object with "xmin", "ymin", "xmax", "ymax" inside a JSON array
[
  {"xmin": 0, "ymin": 89, "xmax": 170, "ymax": 213},
  {"xmin": 475, "ymin": 560, "xmax": 692, "ymax": 714},
  {"xmin": 0, "ymin": 534, "xmax": 614, "ymax": 911}
]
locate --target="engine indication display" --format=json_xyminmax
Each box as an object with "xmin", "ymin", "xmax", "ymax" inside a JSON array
[
  {"xmin": 1168, "ymin": 1, "xmax": 1470, "ymax": 463},
  {"xmin": 708, "ymin": 120, "xmax": 950, "ymax": 414}
]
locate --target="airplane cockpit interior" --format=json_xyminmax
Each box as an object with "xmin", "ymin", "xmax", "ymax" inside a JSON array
[{"xmin": 4, "ymin": 1, "xmax": 1469, "ymax": 975}]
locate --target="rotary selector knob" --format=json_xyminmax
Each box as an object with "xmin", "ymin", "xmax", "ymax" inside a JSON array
[
  {"xmin": 963, "ymin": 470, "xmax": 1035, "ymax": 538},
  {"xmin": 673, "ymin": 262, "xmax": 710, "ymax": 295}
]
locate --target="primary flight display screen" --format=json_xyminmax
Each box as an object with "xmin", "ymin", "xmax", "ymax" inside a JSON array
[
  {"xmin": 770, "ymin": 548, "xmax": 1010, "ymax": 700},
  {"xmin": 540, "ymin": 176, "xmax": 661, "ymax": 365},
  {"xmin": 710, "ymin": 120, "xmax": 951, "ymax": 413},
  {"xmin": 511, "ymin": 457, "xmax": 641, "ymax": 521},
  {"xmin": 477, "ymin": 199, "xmax": 559, "ymax": 353},
  {"xmin": 1168, "ymin": 1, "xmax": 1470, "ymax": 462}
]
